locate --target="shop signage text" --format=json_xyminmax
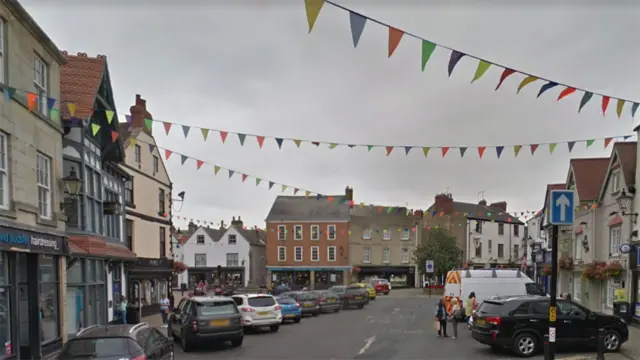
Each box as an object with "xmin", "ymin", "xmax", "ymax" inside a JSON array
[{"xmin": 0, "ymin": 227, "xmax": 66, "ymax": 254}]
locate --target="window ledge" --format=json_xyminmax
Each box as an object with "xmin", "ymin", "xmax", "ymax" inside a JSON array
[{"xmin": 0, "ymin": 206, "xmax": 17, "ymax": 219}]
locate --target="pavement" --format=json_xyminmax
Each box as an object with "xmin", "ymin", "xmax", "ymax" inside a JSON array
[{"xmin": 157, "ymin": 289, "xmax": 639, "ymax": 360}]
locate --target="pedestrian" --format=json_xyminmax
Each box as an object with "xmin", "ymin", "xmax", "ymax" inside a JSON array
[
  {"xmin": 119, "ymin": 295, "xmax": 128, "ymax": 324},
  {"xmin": 449, "ymin": 298, "xmax": 461, "ymax": 339},
  {"xmin": 465, "ymin": 291, "xmax": 476, "ymax": 329},
  {"xmin": 160, "ymin": 294, "xmax": 170, "ymax": 328},
  {"xmin": 434, "ymin": 297, "xmax": 448, "ymax": 337}
]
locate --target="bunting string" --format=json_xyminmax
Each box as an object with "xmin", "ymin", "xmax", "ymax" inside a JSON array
[{"xmin": 304, "ymin": 0, "xmax": 640, "ymax": 119}]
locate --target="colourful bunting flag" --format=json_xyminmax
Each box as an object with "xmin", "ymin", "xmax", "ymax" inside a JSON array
[
  {"xmin": 472, "ymin": 61, "xmax": 491, "ymax": 83},
  {"xmin": 530, "ymin": 144, "xmax": 539, "ymax": 155},
  {"xmin": 276, "ymin": 138, "xmax": 284, "ymax": 149},
  {"xmin": 447, "ymin": 51, "xmax": 464, "ymax": 77},
  {"xmin": 182, "ymin": 125, "xmax": 190, "ymax": 138},
  {"xmin": 68, "ymin": 103, "xmax": 77, "ymax": 117},
  {"xmin": 164, "ymin": 149, "xmax": 172, "ymax": 160},
  {"xmin": 349, "ymin": 11, "xmax": 367, "ymax": 48},
  {"xmin": 238, "ymin": 133, "xmax": 246, "ymax": 146},
  {"xmin": 441, "ymin": 147, "xmax": 450, "ymax": 157},
  {"xmin": 422, "ymin": 147, "xmax": 430, "ymax": 157},
  {"xmin": 228, "ymin": 170, "xmax": 234, "ymax": 179},
  {"xmin": 91, "ymin": 123, "xmax": 100, "ymax": 136},
  {"xmin": 163, "ymin": 122, "xmax": 172, "ymax": 135},
  {"xmin": 567, "ymin": 141, "xmax": 575, "ymax": 153},
  {"xmin": 537, "ymin": 82, "xmax": 558, "ymax": 98},
  {"xmin": 196, "ymin": 160, "xmax": 204, "ymax": 170},
  {"xmin": 601, "ymin": 96, "xmax": 610, "ymax": 116},
  {"xmin": 304, "ymin": 0, "xmax": 324, "ymax": 33},
  {"xmin": 421, "ymin": 40, "xmax": 436, "ymax": 72},
  {"xmin": 256, "ymin": 178, "xmax": 262, "ymax": 186},
  {"xmin": 604, "ymin": 137, "xmax": 613, "ymax": 148},
  {"xmin": 513, "ymin": 145, "xmax": 522, "ymax": 157},
  {"xmin": 549, "ymin": 143, "xmax": 556, "ymax": 154},
  {"xmin": 27, "ymin": 93, "xmax": 37, "ymax": 111},
  {"xmin": 201, "ymin": 128, "xmax": 209, "ymax": 141},
  {"xmin": 517, "ymin": 76, "xmax": 538, "ymax": 94},
  {"xmin": 578, "ymin": 92, "xmax": 593, "ymax": 112},
  {"xmin": 105, "ymin": 110, "xmax": 115, "ymax": 124},
  {"xmin": 242, "ymin": 174, "xmax": 248, "ymax": 182},
  {"xmin": 616, "ymin": 99, "xmax": 625, "ymax": 118},
  {"xmin": 257, "ymin": 136, "xmax": 265, "ymax": 148},
  {"xmin": 557, "ymin": 87, "xmax": 576, "ymax": 101},
  {"xmin": 293, "ymin": 139, "xmax": 302, "ymax": 148},
  {"xmin": 495, "ymin": 69, "xmax": 515, "ymax": 91},
  {"xmin": 459, "ymin": 147, "xmax": 467, "ymax": 157},
  {"xmin": 496, "ymin": 146, "xmax": 504, "ymax": 159},
  {"xmin": 145, "ymin": 118, "xmax": 153, "ymax": 131},
  {"xmin": 110, "ymin": 130, "xmax": 119, "ymax": 143},
  {"xmin": 385, "ymin": 146, "xmax": 393, "ymax": 156},
  {"xmin": 214, "ymin": 166, "xmax": 221, "ymax": 175},
  {"xmin": 388, "ymin": 27, "xmax": 404, "ymax": 58},
  {"xmin": 180, "ymin": 155, "xmax": 188, "ymax": 165},
  {"xmin": 220, "ymin": 131, "xmax": 228, "ymax": 143}
]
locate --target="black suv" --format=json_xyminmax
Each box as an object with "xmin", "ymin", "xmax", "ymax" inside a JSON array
[
  {"xmin": 471, "ymin": 295, "xmax": 628, "ymax": 357},
  {"xmin": 57, "ymin": 323, "xmax": 173, "ymax": 360},
  {"xmin": 168, "ymin": 296, "xmax": 243, "ymax": 352}
]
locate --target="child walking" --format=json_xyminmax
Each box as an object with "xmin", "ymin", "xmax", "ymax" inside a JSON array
[{"xmin": 450, "ymin": 298, "xmax": 461, "ymax": 339}]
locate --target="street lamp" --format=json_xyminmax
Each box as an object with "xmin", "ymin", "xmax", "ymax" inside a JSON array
[
  {"xmin": 62, "ymin": 167, "xmax": 83, "ymax": 198},
  {"xmin": 616, "ymin": 189, "xmax": 638, "ymax": 223}
]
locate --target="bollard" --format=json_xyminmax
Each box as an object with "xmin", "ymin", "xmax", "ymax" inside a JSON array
[
  {"xmin": 595, "ymin": 328, "xmax": 605, "ymax": 360},
  {"xmin": 543, "ymin": 334, "xmax": 550, "ymax": 360}
]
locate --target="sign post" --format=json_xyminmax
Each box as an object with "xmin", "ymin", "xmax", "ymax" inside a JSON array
[
  {"xmin": 546, "ymin": 190, "xmax": 575, "ymax": 360},
  {"xmin": 426, "ymin": 260, "xmax": 434, "ymax": 297}
]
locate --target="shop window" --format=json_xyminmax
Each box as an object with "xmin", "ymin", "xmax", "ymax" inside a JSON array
[
  {"xmin": 39, "ymin": 255, "xmax": 59, "ymax": 343},
  {"xmin": 0, "ymin": 252, "xmax": 11, "ymax": 357}
]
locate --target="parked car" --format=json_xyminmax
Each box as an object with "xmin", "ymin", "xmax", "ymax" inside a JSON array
[
  {"xmin": 311, "ymin": 290, "xmax": 341, "ymax": 313},
  {"xmin": 370, "ymin": 279, "xmax": 390, "ymax": 295},
  {"xmin": 58, "ymin": 323, "xmax": 173, "ymax": 360},
  {"xmin": 168, "ymin": 296, "xmax": 243, "ymax": 352},
  {"xmin": 232, "ymin": 294, "xmax": 282, "ymax": 332},
  {"xmin": 328, "ymin": 286, "xmax": 368, "ymax": 309},
  {"xmin": 471, "ymin": 295, "xmax": 628, "ymax": 357},
  {"xmin": 296, "ymin": 291, "xmax": 321, "ymax": 316},
  {"xmin": 351, "ymin": 283, "xmax": 376, "ymax": 300},
  {"xmin": 275, "ymin": 296, "xmax": 302, "ymax": 323}
]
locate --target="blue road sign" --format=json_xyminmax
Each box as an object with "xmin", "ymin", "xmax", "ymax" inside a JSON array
[
  {"xmin": 426, "ymin": 260, "xmax": 434, "ymax": 273},
  {"xmin": 549, "ymin": 190, "xmax": 575, "ymax": 225}
]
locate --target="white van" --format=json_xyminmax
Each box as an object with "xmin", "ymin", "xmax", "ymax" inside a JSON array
[{"xmin": 443, "ymin": 269, "xmax": 543, "ymax": 306}]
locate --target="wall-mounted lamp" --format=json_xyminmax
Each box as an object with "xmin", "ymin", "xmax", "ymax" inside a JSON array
[
  {"xmin": 62, "ymin": 167, "xmax": 83, "ymax": 199},
  {"xmin": 616, "ymin": 189, "xmax": 638, "ymax": 224},
  {"xmin": 582, "ymin": 235, "xmax": 590, "ymax": 253}
]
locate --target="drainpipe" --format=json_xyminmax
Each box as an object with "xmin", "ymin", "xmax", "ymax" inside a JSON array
[{"xmin": 414, "ymin": 221, "xmax": 419, "ymax": 288}]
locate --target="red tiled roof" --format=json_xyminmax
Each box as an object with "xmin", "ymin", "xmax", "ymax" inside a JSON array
[
  {"xmin": 542, "ymin": 183, "xmax": 565, "ymax": 213},
  {"xmin": 68, "ymin": 235, "xmax": 137, "ymax": 260},
  {"xmin": 60, "ymin": 51, "xmax": 106, "ymax": 120},
  {"xmin": 570, "ymin": 158, "xmax": 609, "ymax": 202}
]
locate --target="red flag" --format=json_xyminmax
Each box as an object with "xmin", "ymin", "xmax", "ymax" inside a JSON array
[
  {"xmin": 110, "ymin": 130, "xmax": 119, "ymax": 143},
  {"xmin": 604, "ymin": 137, "xmax": 613, "ymax": 148},
  {"xmin": 601, "ymin": 96, "xmax": 610, "ymax": 116},
  {"xmin": 557, "ymin": 87, "xmax": 576, "ymax": 101},
  {"xmin": 441, "ymin": 147, "xmax": 450, "ymax": 157},
  {"xmin": 219, "ymin": 131, "xmax": 228, "ymax": 143},
  {"xmin": 328, "ymin": 196, "xmax": 334, "ymax": 202},
  {"xmin": 530, "ymin": 144, "xmax": 539, "ymax": 155},
  {"xmin": 163, "ymin": 122, "xmax": 172, "ymax": 135},
  {"xmin": 495, "ymin": 69, "xmax": 515, "ymax": 91},
  {"xmin": 196, "ymin": 160, "xmax": 204, "ymax": 170},
  {"xmin": 388, "ymin": 27, "xmax": 404, "ymax": 57},
  {"xmin": 257, "ymin": 136, "xmax": 265, "ymax": 148},
  {"xmin": 27, "ymin": 93, "xmax": 37, "ymax": 111},
  {"xmin": 164, "ymin": 149, "xmax": 172, "ymax": 160},
  {"xmin": 477, "ymin": 147, "xmax": 486, "ymax": 159},
  {"xmin": 385, "ymin": 146, "xmax": 393, "ymax": 156},
  {"xmin": 241, "ymin": 174, "xmax": 248, "ymax": 182}
]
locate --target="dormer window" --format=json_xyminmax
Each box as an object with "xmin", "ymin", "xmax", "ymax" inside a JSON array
[{"xmin": 228, "ymin": 234, "xmax": 237, "ymax": 245}]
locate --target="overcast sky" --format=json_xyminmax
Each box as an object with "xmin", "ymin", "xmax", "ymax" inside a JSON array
[{"xmin": 22, "ymin": 0, "xmax": 639, "ymax": 229}]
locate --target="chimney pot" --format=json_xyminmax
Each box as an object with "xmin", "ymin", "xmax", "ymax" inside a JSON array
[
  {"xmin": 62, "ymin": 50, "xmax": 68, "ymax": 56},
  {"xmin": 478, "ymin": 199, "xmax": 487, "ymax": 206}
]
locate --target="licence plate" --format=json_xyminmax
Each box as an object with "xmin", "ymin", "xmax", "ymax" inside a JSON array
[
  {"xmin": 354, "ymin": 296, "xmax": 362, "ymax": 300},
  {"xmin": 285, "ymin": 314, "xmax": 295, "ymax": 318},
  {"xmin": 475, "ymin": 319, "xmax": 486, "ymax": 325},
  {"xmin": 304, "ymin": 303, "xmax": 314, "ymax": 308},
  {"xmin": 327, "ymin": 299, "xmax": 335, "ymax": 303},
  {"xmin": 210, "ymin": 320, "xmax": 229, "ymax": 326},
  {"xmin": 256, "ymin": 311, "xmax": 268, "ymax": 316}
]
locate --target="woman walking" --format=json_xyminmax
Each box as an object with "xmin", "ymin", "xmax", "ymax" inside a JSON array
[
  {"xmin": 434, "ymin": 297, "xmax": 448, "ymax": 337},
  {"xmin": 160, "ymin": 294, "xmax": 170, "ymax": 328},
  {"xmin": 465, "ymin": 291, "xmax": 477, "ymax": 329}
]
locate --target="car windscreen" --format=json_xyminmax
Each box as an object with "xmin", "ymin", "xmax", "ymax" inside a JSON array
[
  {"xmin": 298, "ymin": 292, "xmax": 318, "ymax": 300},
  {"xmin": 477, "ymin": 301, "xmax": 504, "ymax": 316},
  {"xmin": 59, "ymin": 337, "xmax": 140, "ymax": 359},
  {"xmin": 346, "ymin": 287, "xmax": 364, "ymax": 294},
  {"xmin": 248, "ymin": 296, "xmax": 276, "ymax": 307},
  {"xmin": 276, "ymin": 297, "xmax": 296, "ymax": 305},
  {"xmin": 329, "ymin": 287, "xmax": 346, "ymax": 294},
  {"xmin": 526, "ymin": 283, "xmax": 544, "ymax": 296},
  {"xmin": 196, "ymin": 301, "xmax": 238, "ymax": 316}
]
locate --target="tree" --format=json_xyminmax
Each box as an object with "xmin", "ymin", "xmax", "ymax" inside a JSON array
[{"xmin": 414, "ymin": 229, "xmax": 462, "ymax": 278}]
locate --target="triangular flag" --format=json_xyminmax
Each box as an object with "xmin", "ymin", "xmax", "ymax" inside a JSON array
[
  {"xmin": 578, "ymin": 92, "xmax": 593, "ymax": 112},
  {"xmin": 148, "ymin": 144, "xmax": 156, "ymax": 153},
  {"xmin": 144, "ymin": 118, "xmax": 153, "ymax": 131},
  {"xmin": 27, "ymin": 93, "xmax": 37, "ymax": 111},
  {"xmin": 477, "ymin": 147, "xmax": 487, "ymax": 159},
  {"xmin": 68, "ymin": 103, "xmax": 77, "ymax": 117},
  {"xmin": 275, "ymin": 138, "xmax": 284, "ymax": 149},
  {"xmin": 228, "ymin": 170, "xmax": 235, "ymax": 179},
  {"xmin": 404, "ymin": 146, "xmax": 411, "ymax": 155},
  {"xmin": 495, "ymin": 68, "xmax": 516, "ymax": 91},
  {"xmin": 421, "ymin": 40, "xmax": 436, "ymax": 71},
  {"xmin": 601, "ymin": 96, "xmax": 610, "ymax": 116},
  {"xmin": 604, "ymin": 137, "xmax": 613, "ymax": 148},
  {"xmin": 201, "ymin": 128, "xmax": 209, "ymax": 141},
  {"xmin": 47, "ymin": 97, "xmax": 56, "ymax": 111},
  {"xmin": 164, "ymin": 149, "xmax": 172, "ymax": 160},
  {"xmin": 110, "ymin": 130, "xmax": 119, "ymax": 143},
  {"xmin": 214, "ymin": 166, "xmax": 221, "ymax": 175},
  {"xmin": 367, "ymin": 145, "xmax": 374, "ymax": 152},
  {"xmin": 181, "ymin": 125, "xmax": 191, "ymax": 138},
  {"xmin": 616, "ymin": 99, "xmax": 625, "ymax": 118},
  {"xmin": 349, "ymin": 11, "xmax": 367, "ymax": 48},
  {"xmin": 180, "ymin": 155, "xmax": 188, "ymax": 165},
  {"xmin": 196, "ymin": 160, "xmax": 204, "ymax": 170},
  {"xmin": 220, "ymin": 131, "xmax": 228, "ymax": 143},
  {"xmin": 163, "ymin": 122, "xmax": 172, "ymax": 135},
  {"xmin": 422, "ymin": 147, "xmax": 430, "ymax": 157},
  {"xmin": 105, "ymin": 110, "xmax": 115, "ymax": 124},
  {"xmin": 294, "ymin": 188, "xmax": 299, "ymax": 195},
  {"xmin": 129, "ymin": 138, "xmax": 136, "ymax": 148},
  {"xmin": 549, "ymin": 143, "xmax": 557, "ymax": 154},
  {"xmin": 459, "ymin": 147, "xmax": 468, "ymax": 157},
  {"xmin": 517, "ymin": 76, "xmax": 538, "ymax": 93},
  {"xmin": 256, "ymin": 178, "xmax": 262, "ymax": 186},
  {"xmin": 388, "ymin": 27, "xmax": 404, "ymax": 57},
  {"xmin": 257, "ymin": 136, "xmax": 265, "ymax": 148},
  {"xmin": 304, "ymin": 0, "xmax": 324, "ymax": 33},
  {"xmin": 268, "ymin": 181, "xmax": 275, "ymax": 190},
  {"xmin": 305, "ymin": 191, "xmax": 310, "ymax": 198},
  {"xmin": 513, "ymin": 145, "xmax": 522, "ymax": 157},
  {"xmin": 447, "ymin": 51, "xmax": 465, "ymax": 77},
  {"xmin": 496, "ymin": 146, "xmax": 504, "ymax": 159},
  {"xmin": 441, "ymin": 147, "xmax": 450, "ymax": 157},
  {"xmin": 557, "ymin": 87, "xmax": 576, "ymax": 101},
  {"xmin": 385, "ymin": 146, "xmax": 393, "ymax": 156},
  {"xmin": 329, "ymin": 143, "xmax": 338, "ymax": 149},
  {"xmin": 4, "ymin": 87, "xmax": 15, "ymax": 101},
  {"xmin": 472, "ymin": 61, "xmax": 491, "ymax": 83},
  {"xmin": 632, "ymin": 103, "xmax": 639, "ymax": 118},
  {"xmin": 91, "ymin": 123, "xmax": 100, "ymax": 136},
  {"xmin": 567, "ymin": 141, "xmax": 576, "ymax": 153},
  {"xmin": 293, "ymin": 139, "xmax": 302, "ymax": 148},
  {"xmin": 537, "ymin": 82, "xmax": 558, "ymax": 98},
  {"xmin": 238, "ymin": 133, "xmax": 246, "ymax": 146},
  {"xmin": 586, "ymin": 139, "xmax": 595, "ymax": 148},
  {"xmin": 282, "ymin": 185, "xmax": 287, "ymax": 193},
  {"xmin": 241, "ymin": 174, "xmax": 248, "ymax": 182},
  {"xmin": 328, "ymin": 196, "xmax": 334, "ymax": 202}
]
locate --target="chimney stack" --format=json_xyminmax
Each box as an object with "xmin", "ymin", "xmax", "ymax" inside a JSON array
[
  {"xmin": 219, "ymin": 220, "xmax": 225, "ymax": 230},
  {"xmin": 345, "ymin": 186, "xmax": 353, "ymax": 201},
  {"xmin": 434, "ymin": 193, "xmax": 454, "ymax": 214},
  {"xmin": 129, "ymin": 94, "xmax": 153, "ymax": 136},
  {"xmin": 188, "ymin": 221, "xmax": 197, "ymax": 234},
  {"xmin": 489, "ymin": 201, "xmax": 507, "ymax": 212},
  {"xmin": 478, "ymin": 199, "xmax": 487, "ymax": 206},
  {"xmin": 231, "ymin": 216, "xmax": 243, "ymax": 229}
]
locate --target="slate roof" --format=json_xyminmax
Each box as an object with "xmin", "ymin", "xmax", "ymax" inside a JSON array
[
  {"xmin": 569, "ymin": 158, "xmax": 609, "ymax": 202},
  {"xmin": 202, "ymin": 227, "xmax": 225, "ymax": 242},
  {"xmin": 266, "ymin": 195, "xmax": 350, "ymax": 222},
  {"xmin": 237, "ymin": 228, "xmax": 267, "ymax": 247},
  {"xmin": 542, "ymin": 183, "xmax": 565, "ymax": 215},
  {"xmin": 60, "ymin": 52, "xmax": 106, "ymax": 120},
  {"xmin": 427, "ymin": 201, "xmax": 524, "ymax": 224},
  {"xmin": 615, "ymin": 141, "xmax": 637, "ymax": 187}
]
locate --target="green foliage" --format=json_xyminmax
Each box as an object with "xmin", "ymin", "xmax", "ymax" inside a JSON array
[{"xmin": 413, "ymin": 229, "xmax": 462, "ymax": 276}]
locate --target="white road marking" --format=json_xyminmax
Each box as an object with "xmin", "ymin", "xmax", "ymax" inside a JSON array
[
  {"xmin": 357, "ymin": 336, "xmax": 376, "ymax": 355},
  {"xmin": 391, "ymin": 308, "xmax": 400, "ymax": 314}
]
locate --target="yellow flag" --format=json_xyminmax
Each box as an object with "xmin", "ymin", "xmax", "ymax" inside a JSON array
[
  {"xmin": 68, "ymin": 103, "xmax": 77, "ymax": 117},
  {"xmin": 129, "ymin": 137, "xmax": 136, "ymax": 148},
  {"xmin": 305, "ymin": 191, "xmax": 310, "ymax": 198},
  {"xmin": 91, "ymin": 123, "xmax": 100, "ymax": 136},
  {"xmin": 304, "ymin": 0, "xmax": 324, "ymax": 33},
  {"xmin": 294, "ymin": 139, "xmax": 302, "ymax": 148},
  {"xmin": 517, "ymin": 76, "xmax": 538, "ymax": 94},
  {"xmin": 513, "ymin": 145, "xmax": 522, "ymax": 157},
  {"xmin": 282, "ymin": 185, "xmax": 288, "ymax": 192},
  {"xmin": 214, "ymin": 166, "xmax": 221, "ymax": 175},
  {"xmin": 549, "ymin": 143, "xmax": 557, "ymax": 154},
  {"xmin": 616, "ymin": 99, "xmax": 625, "ymax": 118},
  {"xmin": 105, "ymin": 110, "xmax": 115, "ymax": 124},
  {"xmin": 422, "ymin": 147, "xmax": 431, "ymax": 157},
  {"xmin": 329, "ymin": 143, "xmax": 338, "ymax": 149}
]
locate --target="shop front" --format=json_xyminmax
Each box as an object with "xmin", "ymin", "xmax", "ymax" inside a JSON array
[
  {"xmin": 355, "ymin": 266, "xmax": 415, "ymax": 288},
  {"xmin": 267, "ymin": 266, "xmax": 350, "ymax": 290},
  {"xmin": 128, "ymin": 257, "xmax": 173, "ymax": 318},
  {"xmin": 187, "ymin": 266, "xmax": 245, "ymax": 288},
  {"xmin": 0, "ymin": 224, "xmax": 68, "ymax": 360}
]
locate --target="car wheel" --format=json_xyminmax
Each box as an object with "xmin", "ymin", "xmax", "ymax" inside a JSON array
[
  {"xmin": 230, "ymin": 337, "xmax": 243, "ymax": 347},
  {"xmin": 358, "ymin": 304, "xmax": 364, "ymax": 309},
  {"xmin": 181, "ymin": 334, "xmax": 192, "ymax": 353},
  {"xmin": 603, "ymin": 330, "xmax": 622, "ymax": 352},
  {"xmin": 294, "ymin": 317, "xmax": 301, "ymax": 323},
  {"xmin": 513, "ymin": 332, "xmax": 537, "ymax": 357},
  {"xmin": 312, "ymin": 311, "xmax": 319, "ymax": 317},
  {"xmin": 270, "ymin": 324, "xmax": 280, "ymax": 332},
  {"xmin": 334, "ymin": 307, "xmax": 340, "ymax": 313}
]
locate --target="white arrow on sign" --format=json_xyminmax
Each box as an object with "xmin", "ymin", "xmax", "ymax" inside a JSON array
[{"xmin": 555, "ymin": 194, "xmax": 570, "ymax": 222}]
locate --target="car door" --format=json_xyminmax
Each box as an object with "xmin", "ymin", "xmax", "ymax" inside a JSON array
[
  {"xmin": 146, "ymin": 329, "xmax": 171, "ymax": 360},
  {"xmin": 170, "ymin": 299, "xmax": 186, "ymax": 336},
  {"xmin": 180, "ymin": 301, "xmax": 194, "ymax": 337},
  {"xmin": 529, "ymin": 301, "xmax": 551, "ymax": 339},
  {"xmin": 557, "ymin": 300, "xmax": 592, "ymax": 345}
]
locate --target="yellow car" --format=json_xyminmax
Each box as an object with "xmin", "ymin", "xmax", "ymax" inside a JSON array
[{"xmin": 351, "ymin": 283, "xmax": 376, "ymax": 300}]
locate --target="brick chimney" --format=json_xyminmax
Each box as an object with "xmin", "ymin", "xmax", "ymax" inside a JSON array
[
  {"xmin": 219, "ymin": 220, "xmax": 225, "ymax": 230},
  {"xmin": 188, "ymin": 221, "xmax": 197, "ymax": 233},
  {"xmin": 345, "ymin": 186, "xmax": 353, "ymax": 201},
  {"xmin": 434, "ymin": 193, "xmax": 454, "ymax": 214},
  {"xmin": 478, "ymin": 199, "xmax": 487, "ymax": 206},
  {"xmin": 231, "ymin": 216, "xmax": 243, "ymax": 228},
  {"xmin": 489, "ymin": 201, "xmax": 507, "ymax": 212},
  {"xmin": 129, "ymin": 94, "xmax": 153, "ymax": 136}
]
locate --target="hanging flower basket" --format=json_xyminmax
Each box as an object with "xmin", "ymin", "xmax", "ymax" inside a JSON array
[
  {"xmin": 559, "ymin": 256, "xmax": 574, "ymax": 270},
  {"xmin": 352, "ymin": 266, "xmax": 361, "ymax": 274},
  {"xmin": 582, "ymin": 261, "xmax": 607, "ymax": 280},
  {"xmin": 540, "ymin": 264, "xmax": 552, "ymax": 276},
  {"xmin": 602, "ymin": 261, "xmax": 624, "ymax": 278},
  {"xmin": 173, "ymin": 261, "xmax": 188, "ymax": 274}
]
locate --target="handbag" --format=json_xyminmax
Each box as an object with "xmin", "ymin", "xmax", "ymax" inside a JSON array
[{"xmin": 433, "ymin": 320, "xmax": 441, "ymax": 331}]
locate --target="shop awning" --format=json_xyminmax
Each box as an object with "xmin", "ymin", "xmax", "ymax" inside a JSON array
[{"xmin": 68, "ymin": 235, "xmax": 137, "ymax": 260}]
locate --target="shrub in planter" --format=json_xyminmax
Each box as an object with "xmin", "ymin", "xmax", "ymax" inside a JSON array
[
  {"xmin": 582, "ymin": 261, "xmax": 607, "ymax": 280},
  {"xmin": 603, "ymin": 261, "xmax": 624, "ymax": 278}
]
